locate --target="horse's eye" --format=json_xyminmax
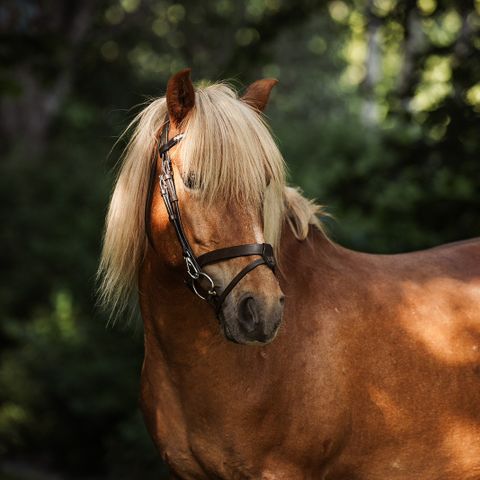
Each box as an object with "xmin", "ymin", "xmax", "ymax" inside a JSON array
[{"xmin": 182, "ymin": 172, "xmax": 197, "ymax": 190}]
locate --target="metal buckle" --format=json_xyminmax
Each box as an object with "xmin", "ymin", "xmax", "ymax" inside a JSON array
[
  {"xmin": 185, "ymin": 256, "xmax": 200, "ymax": 279},
  {"xmin": 191, "ymin": 272, "xmax": 217, "ymax": 300},
  {"xmin": 172, "ymin": 133, "xmax": 185, "ymax": 144},
  {"xmin": 158, "ymin": 124, "xmax": 217, "ymax": 304},
  {"xmin": 159, "ymin": 175, "xmax": 168, "ymax": 194},
  {"xmin": 262, "ymin": 243, "xmax": 276, "ymax": 269}
]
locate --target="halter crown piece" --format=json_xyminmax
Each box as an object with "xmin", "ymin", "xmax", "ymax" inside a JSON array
[{"xmin": 151, "ymin": 120, "xmax": 276, "ymax": 316}]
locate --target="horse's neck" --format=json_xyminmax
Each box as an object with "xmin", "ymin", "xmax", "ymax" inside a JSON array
[
  {"xmin": 139, "ymin": 225, "xmax": 357, "ymax": 383},
  {"xmin": 138, "ymin": 226, "xmax": 359, "ymax": 475},
  {"xmin": 278, "ymin": 224, "xmax": 342, "ymax": 283}
]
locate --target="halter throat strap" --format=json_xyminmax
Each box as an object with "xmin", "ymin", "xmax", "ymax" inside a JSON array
[{"xmin": 153, "ymin": 120, "xmax": 276, "ymax": 315}]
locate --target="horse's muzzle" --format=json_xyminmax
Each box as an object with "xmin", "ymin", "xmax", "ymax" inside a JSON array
[{"xmin": 221, "ymin": 293, "xmax": 285, "ymax": 345}]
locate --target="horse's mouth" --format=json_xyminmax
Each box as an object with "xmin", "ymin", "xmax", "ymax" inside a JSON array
[
  {"xmin": 219, "ymin": 309, "xmax": 282, "ymax": 346},
  {"xmin": 222, "ymin": 320, "xmax": 241, "ymax": 344}
]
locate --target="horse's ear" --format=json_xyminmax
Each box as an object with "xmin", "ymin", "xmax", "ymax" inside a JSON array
[
  {"xmin": 242, "ymin": 78, "xmax": 278, "ymax": 112},
  {"xmin": 166, "ymin": 68, "xmax": 195, "ymax": 126}
]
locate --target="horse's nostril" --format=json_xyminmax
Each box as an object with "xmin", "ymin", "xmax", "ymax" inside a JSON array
[
  {"xmin": 279, "ymin": 295, "xmax": 285, "ymax": 306},
  {"xmin": 239, "ymin": 296, "xmax": 259, "ymax": 333}
]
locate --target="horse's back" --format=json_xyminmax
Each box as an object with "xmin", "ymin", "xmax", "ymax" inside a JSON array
[
  {"xmin": 338, "ymin": 237, "xmax": 480, "ymax": 480},
  {"xmin": 398, "ymin": 236, "xmax": 480, "ymax": 329},
  {"xmin": 403, "ymin": 235, "xmax": 480, "ymax": 276},
  {"xmin": 431, "ymin": 236, "xmax": 480, "ymax": 252}
]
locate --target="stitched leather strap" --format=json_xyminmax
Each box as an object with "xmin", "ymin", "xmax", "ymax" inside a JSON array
[
  {"xmin": 193, "ymin": 244, "xmax": 275, "ymax": 312},
  {"xmin": 151, "ymin": 120, "xmax": 277, "ymax": 317},
  {"xmin": 213, "ymin": 258, "xmax": 266, "ymax": 310},
  {"xmin": 158, "ymin": 134, "xmax": 184, "ymax": 156},
  {"xmin": 197, "ymin": 243, "xmax": 274, "ymax": 267}
]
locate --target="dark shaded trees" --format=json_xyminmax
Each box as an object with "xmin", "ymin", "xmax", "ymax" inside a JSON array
[{"xmin": 0, "ymin": 1, "xmax": 479, "ymax": 478}]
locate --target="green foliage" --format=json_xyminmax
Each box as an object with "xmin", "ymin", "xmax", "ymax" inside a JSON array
[{"xmin": 0, "ymin": 290, "xmax": 165, "ymax": 478}]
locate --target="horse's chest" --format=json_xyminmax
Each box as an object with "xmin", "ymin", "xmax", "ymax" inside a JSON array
[{"xmin": 142, "ymin": 389, "xmax": 348, "ymax": 480}]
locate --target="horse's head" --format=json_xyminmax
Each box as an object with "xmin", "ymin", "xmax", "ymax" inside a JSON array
[{"xmin": 148, "ymin": 69, "xmax": 285, "ymax": 344}]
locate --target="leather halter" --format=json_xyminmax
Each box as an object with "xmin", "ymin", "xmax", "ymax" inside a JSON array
[{"xmin": 145, "ymin": 120, "xmax": 276, "ymax": 315}]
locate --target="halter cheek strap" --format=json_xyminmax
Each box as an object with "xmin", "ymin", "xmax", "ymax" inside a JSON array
[{"xmin": 148, "ymin": 120, "xmax": 276, "ymax": 316}]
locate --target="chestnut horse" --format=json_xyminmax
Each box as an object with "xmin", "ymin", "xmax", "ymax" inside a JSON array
[{"xmin": 99, "ymin": 69, "xmax": 480, "ymax": 479}]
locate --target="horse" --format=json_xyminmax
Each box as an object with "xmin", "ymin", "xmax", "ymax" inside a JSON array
[{"xmin": 98, "ymin": 69, "xmax": 480, "ymax": 479}]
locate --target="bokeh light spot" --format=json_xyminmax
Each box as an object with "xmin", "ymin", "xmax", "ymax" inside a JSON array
[
  {"xmin": 105, "ymin": 5, "xmax": 125, "ymax": 24},
  {"xmin": 246, "ymin": 0, "xmax": 266, "ymax": 20},
  {"xmin": 328, "ymin": 1, "xmax": 350, "ymax": 24},
  {"xmin": 235, "ymin": 28, "xmax": 260, "ymax": 46},
  {"xmin": 152, "ymin": 18, "xmax": 169, "ymax": 36},
  {"xmin": 120, "ymin": 0, "xmax": 141, "ymax": 14},
  {"xmin": 308, "ymin": 35, "xmax": 327, "ymax": 55},
  {"xmin": 423, "ymin": 9, "xmax": 462, "ymax": 46},
  {"xmin": 101, "ymin": 41, "xmax": 120, "ymax": 61},
  {"xmin": 373, "ymin": 0, "xmax": 397, "ymax": 17},
  {"xmin": 418, "ymin": 0, "xmax": 437, "ymax": 16},
  {"xmin": 215, "ymin": 0, "xmax": 234, "ymax": 16},
  {"xmin": 167, "ymin": 4, "xmax": 186, "ymax": 23},
  {"xmin": 466, "ymin": 83, "xmax": 480, "ymax": 112}
]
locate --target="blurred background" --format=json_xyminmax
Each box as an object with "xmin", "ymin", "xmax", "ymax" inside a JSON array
[{"xmin": 1, "ymin": 0, "xmax": 479, "ymax": 478}]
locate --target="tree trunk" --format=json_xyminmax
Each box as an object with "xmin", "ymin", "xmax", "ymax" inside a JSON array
[{"xmin": 362, "ymin": 0, "xmax": 382, "ymax": 124}]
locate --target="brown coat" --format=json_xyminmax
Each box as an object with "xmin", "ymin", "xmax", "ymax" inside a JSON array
[{"xmin": 139, "ymin": 228, "xmax": 480, "ymax": 479}]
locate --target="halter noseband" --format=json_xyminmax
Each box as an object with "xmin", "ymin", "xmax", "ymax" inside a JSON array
[{"xmin": 147, "ymin": 120, "xmax": 276, "ymax": 315}]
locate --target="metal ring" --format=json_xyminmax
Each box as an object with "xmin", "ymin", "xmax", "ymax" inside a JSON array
[
  {"xmin": 191, "ymin": 272, "xmax": 216, "ymax": 300},
  {"xmin": 185, "ymin": 257, "xmax": 200, "ymax": 279}
]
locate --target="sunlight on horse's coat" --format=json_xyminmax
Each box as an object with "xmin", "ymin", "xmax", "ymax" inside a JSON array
[
  {"xmin": 443, "ymin": 417, "xmax": 480, "ymax": 472},
  {"xmin": 368, "ymin": 386, "xmax": 412, "ymax": 434},
  {"xmin": 400, "ymin": 279, "xmax": 480, "ymax": 364}
]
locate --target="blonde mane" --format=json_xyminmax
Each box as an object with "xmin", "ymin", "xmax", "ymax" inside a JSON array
[{"xmin": 98, "ymin": 82, "xmax": 326, "ymax": 317}]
